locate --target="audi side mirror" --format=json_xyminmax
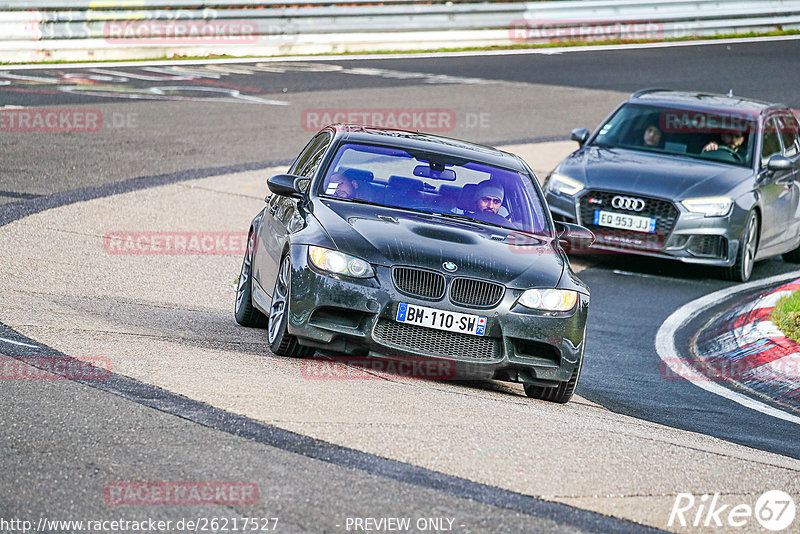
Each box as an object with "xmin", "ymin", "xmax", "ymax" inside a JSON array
[
  {"xmin": 267, "ymin": 174, "xmax": 304, "ymax": 198},
  {"xmin": 570, "ymin": 128, "xmax": 590, "ymax": 147},
  {"xmin": 767, "ymin": 155, "xmax": 793, "ymax": 172}
]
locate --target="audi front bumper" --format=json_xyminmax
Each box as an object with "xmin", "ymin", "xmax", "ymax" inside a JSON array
[{"xmin": 547, "ymin": 191, "xmax": 748, "ymax": 267}]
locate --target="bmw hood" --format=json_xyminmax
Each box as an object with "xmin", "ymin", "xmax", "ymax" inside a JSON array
[
  {"xmin": 558, "ymin": 146, "xmax": 753, "ymax": 199},
  {"xmin": 312, "ymin": 199, "xmax": 565, "ymax": 289}
]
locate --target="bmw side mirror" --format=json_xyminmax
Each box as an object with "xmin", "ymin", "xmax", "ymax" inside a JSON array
[
  {"xmin": 767, "ymin": 155, "xmax": 793, "ymax": 172},
  {"xmin": 267, "ymin": 174, "xmax": 304, "ymax": 198},
  {"xmin": 554, "ymin": 221, "xmax": 595, "ymax": 251},
  {"xmin": 570, "ymin": 128, "xmax": 590, "ymax": 147}
]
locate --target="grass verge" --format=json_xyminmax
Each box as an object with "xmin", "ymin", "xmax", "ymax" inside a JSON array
[{"xmin": 771, "ymin": 290, "xmax": 800, "ymax": 343}]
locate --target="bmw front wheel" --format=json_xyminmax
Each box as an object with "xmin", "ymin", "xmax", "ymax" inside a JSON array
[
  {"xmin": 524, "ymin": 357, "xmax": 582, "ymax": 404},
  {"xmin": 267, "ymin": 254, "xmax": 313, "ymax": 358}
]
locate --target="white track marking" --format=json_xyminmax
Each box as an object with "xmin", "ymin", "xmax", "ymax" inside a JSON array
[
  {"xmin": 0, "ymin": 337, "xmax": 38, "ymax": 348},
  {"xmin": 3, "ymin": 35, "xmax": 800, "ymax": 70},
  {"xmin": 612, "ymin": 269, "xmax": 702, "ymax": 282},
  {"xmin": 758, "ymin": 290, "xmax": 796, "ymax": 308},
  {"xmin": 655, "ymin": 270, "xmax": 800, "ymax": 425}
]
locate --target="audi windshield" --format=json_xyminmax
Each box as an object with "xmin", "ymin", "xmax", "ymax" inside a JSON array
[{"xmin": 592, "ymin": 103, "xmax": 757, "ymax": 167}]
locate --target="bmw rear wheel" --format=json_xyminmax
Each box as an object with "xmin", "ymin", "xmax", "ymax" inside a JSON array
[
  {"xmin": 725, "ymin": 211, "xmax": 758, "ymax": 282},
  {"xmin": 267, "ymin": 254, "xmax": 314, "ymax": 358},
  {"xmin": 234, "ymin": 231, "xmax": 268, "ymax": 328}
]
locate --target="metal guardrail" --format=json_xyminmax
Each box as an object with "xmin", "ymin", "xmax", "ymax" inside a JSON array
[
  {"xmin": 1, "ymin": 0, "xmax": 800, "ymax": 63},
  {"xmin": 0, "ymin": 0, "xmax": 500, "ymax": 6}
]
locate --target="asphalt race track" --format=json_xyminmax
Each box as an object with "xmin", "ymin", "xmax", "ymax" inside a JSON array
[{"xmin": 1, "ymin": 39, "xmax": 800, "ymax": 533}]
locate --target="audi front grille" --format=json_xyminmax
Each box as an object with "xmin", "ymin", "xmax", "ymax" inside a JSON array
[{"xmin": 578, "ymin": 190, "xmax": 679, "ymax": 250}]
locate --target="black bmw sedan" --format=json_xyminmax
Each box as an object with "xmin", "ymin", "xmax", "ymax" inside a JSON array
[
  {"xmin": 544, "ymin": 89, "xmax": 800, "ymax": 282},
  {"xmin": 235, "ymin": 125, "xmax": 593, "ymax": 403}
]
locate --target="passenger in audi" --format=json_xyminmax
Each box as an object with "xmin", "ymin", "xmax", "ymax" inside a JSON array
[{"xmin": 642, "ymin": 125, "xmax": 663, "ymax": 148}]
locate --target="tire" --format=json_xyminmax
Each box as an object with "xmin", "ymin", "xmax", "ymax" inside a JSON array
[
  {"xmin": 524, "ymin": 357, "xmax": 582, "ymax": 404},
  {"xmin": 724, "ymin": 211, "xmax": 758, "ymax": 282},
  {"xmin": 267, "ymin": 254, "xmax": 314, "ymax": 358},
  {"xmin": 234, "ymin": 231, "xmax": 268, "ymax": 328}
]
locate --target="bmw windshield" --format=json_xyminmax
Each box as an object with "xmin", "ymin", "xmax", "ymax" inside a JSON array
[
  {"xmin": 592, "ymin": 103, "xmax": 757, "ymax": 167},
  {"xmin": 317, "ymin": 142, "xmax": 550, "ymax": 235}
]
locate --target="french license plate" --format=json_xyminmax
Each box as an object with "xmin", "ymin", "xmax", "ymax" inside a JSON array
[
  {"xmin": 395, "ymin": 303, "xmax": 486, "ymax": 336},
  {"xmin": 593, "ymin": 210, "xmax": 656, "ymax": 233}
]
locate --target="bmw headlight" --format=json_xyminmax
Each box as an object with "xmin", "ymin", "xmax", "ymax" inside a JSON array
[
  {"xmin": 308, "ymin": 246, "xmax": 373, "ymax": 278},
  {"xmin": 681, "ymin": 197, "xmax": 733, "ymax": 217},
  {"xmin": 545, "ymin": 173, "xmax": 585, "ymax": 196},
  {"xmin": 519, "ymin": 289, "xmax": 578, "ymax": 312}
]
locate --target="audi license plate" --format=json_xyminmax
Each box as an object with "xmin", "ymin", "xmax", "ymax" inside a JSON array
[
  {"xmin": 395, "ymin": 303, "xmax": 486, "ymax": 336},
  {"xmin": 594, "ymin": 210, "xmax": 656, "ymax": 233}
]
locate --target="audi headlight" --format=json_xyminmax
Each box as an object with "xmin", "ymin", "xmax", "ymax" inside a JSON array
[
  {"xmin": 518, "ymin": 289, "xmax": 578, "ymax": 312},
  {"xmin": 681, "ymin": 197, "xmax": 733, "ymax": 217},
  {"xmin": 308, "ymin": 246, "xmax": 373, "ymax": 278},
  {"xmin": 545, "ymin": 173, "xmax": 585, "ymax": 196}
]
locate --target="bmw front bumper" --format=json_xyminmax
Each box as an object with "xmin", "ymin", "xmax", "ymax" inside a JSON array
[{"xmin": 284, "ymin": 245, "xmax": 589, "ymax": 385}]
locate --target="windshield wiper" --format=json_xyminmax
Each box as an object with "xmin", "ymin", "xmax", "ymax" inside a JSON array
[
  {"xmin": 434, "ymin": 211, "xmax": 513, "ymax": 232},
  {"xmin": 324, "ymin": 196, "xmax": 378, "ymax": 206}
]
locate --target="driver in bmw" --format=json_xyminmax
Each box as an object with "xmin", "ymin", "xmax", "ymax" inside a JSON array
[
  {"xmin": 471, "ymin": 180, "xmax": 504, "ymax": 214},
  {"xmin": 328, "ymin": 173, "xmax": 358, "ymax": 199}
]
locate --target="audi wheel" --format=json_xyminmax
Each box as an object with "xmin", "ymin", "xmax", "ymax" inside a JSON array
[{"xmin": 725, "ymin": 211, "xmax": 758, "ymax": 283}]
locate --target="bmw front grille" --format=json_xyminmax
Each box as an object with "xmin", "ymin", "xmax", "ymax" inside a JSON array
[{"xmin": 392, "ymin": 267, "xmax": 505, "ymax": 308}]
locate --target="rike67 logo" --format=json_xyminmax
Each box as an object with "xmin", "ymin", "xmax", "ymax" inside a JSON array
[{"xmin": 669, "ymin": 490, "xmax": 796, "ymax": 531}]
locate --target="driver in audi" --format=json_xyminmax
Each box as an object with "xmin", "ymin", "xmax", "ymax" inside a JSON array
[{"xmin": 702, "ymin": 130, "xmax": 746, "ymax": 156}]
